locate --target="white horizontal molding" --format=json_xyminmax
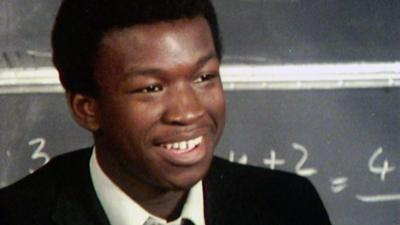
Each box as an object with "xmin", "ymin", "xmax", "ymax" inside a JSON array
[
  {"xmin": 221, "ymin": 62, "xmax": 400, "ymax": 90},
  {"xmin": 0, "ymin": 62, "xmax": 400, "ymax": 93},
  {"xmin": 221, "ymin": 62, "xmax": 400, "ymax": 81},
  {"xmin": 0, "ymin": 67, "xmax": 59, "ymax": 85}
]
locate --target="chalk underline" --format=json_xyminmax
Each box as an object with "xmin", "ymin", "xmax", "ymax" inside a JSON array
[{"xmin": 356, "ymin": 194, "xmax": 400, "ymax": 202}]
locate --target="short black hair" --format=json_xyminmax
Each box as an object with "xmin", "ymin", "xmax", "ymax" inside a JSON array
[{"xmin": 52, "ymin": 0, "xmax": 222, "ymax": 96}]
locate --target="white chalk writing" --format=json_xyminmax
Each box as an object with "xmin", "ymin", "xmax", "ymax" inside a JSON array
[
  {"xmin": 263, "ymin": 150, "xmax": 285, "ymax": 170},
  {"xmin": 292, "ymin": 143, "xmax": 317, "ymax": 177},
  {"xmin": 330, "ymin": 177, "xmax": 348, "ymax": 193},
  {"xmin": 28, "ymin": 138, "xmax": 50, "ymax": 174},
  {"xmin": 368, "ymin": 147, "xmax": 395, "ymax": 182},
  {"xmin": 356, "ymin": 194, "xmax": 400, "ymax": 202},
  {"xmin": 229, "ymin": 150, "xmax": 248, "ymax": 165}
]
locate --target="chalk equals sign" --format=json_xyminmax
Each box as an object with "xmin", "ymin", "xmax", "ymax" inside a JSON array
[
  {"xmin": 330, "ymin": 177, "xmax": 348, "ymax": 193},
  {"xmin": 356, "ymin": 194, "xmax": 400, "ymax": 203}
]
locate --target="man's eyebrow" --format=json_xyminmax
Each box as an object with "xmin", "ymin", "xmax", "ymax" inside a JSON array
[
  {"xmin": 124, "ymin": 51, "xmax": 218, "ymax": 77},
  {"xmin": 196, "ymin": 51, "xmax": 218, "ymax": 68},
  {"xmin": 125, "ymin": 68, "xmax": 162, "ymax": 77}
]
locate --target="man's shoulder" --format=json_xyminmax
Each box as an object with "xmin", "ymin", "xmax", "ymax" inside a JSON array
[
  {"xmin": 205, "ymin": 158, "xmax": 320, "ymax": 209},
  {"xmin": 0, "ymin": 148, "xmax": 92, "ymax": 194},
  {"xmin": 207, "ymin": 156, "xmax": 317, "ymax": 205},
  {"xmin": 206, "ymin": 157, "xmax": 331, "ymax": 225},
  {"xmin": 0, "ymin": 148, "xmax": 92, "ymax": 219}
]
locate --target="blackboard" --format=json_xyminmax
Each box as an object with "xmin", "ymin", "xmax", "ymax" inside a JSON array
[
  {"xmin": 0, "ymin": 88, "xmax": 399, "ymax": 225},
  {"xmin": 1, "ymin": 0, "xmax": 400, "ymax": 65}
]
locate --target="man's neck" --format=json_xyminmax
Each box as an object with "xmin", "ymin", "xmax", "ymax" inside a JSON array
[
  {"xmin": 96, "ymin": 147, "xmax": 189, "ymax": 220},
  {"xmin": 141, "ymin": 191, "xmax": 188, "ymax": 221}
]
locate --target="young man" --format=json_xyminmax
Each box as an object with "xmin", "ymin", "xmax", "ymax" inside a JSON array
[{"xmin": 0, "ymin": 0, "xmax": 331, "ymax": 224}]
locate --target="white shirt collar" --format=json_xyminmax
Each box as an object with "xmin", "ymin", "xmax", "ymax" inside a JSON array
[{"xmin": 89, "ymin": 148, "xmax": 205, "ymax": 225}]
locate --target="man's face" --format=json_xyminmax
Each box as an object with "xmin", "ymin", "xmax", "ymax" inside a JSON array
[{"xmin": 92, "ymin": 16, "xmax": 225, "ymax": 190}]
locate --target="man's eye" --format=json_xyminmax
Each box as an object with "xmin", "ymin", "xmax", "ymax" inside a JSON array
[
  {"xmin": 140, "ymin": 84, "xmax": 163, "ymax": 93},
  {"xmin": 194, "ymin": 73, "xmax": 217, "ymax": 83}
]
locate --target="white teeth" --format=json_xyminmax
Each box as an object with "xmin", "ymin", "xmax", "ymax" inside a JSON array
[
  {"xmin": 179, "ymin": 141, "xmax": 187, "ymax": 150},
  {"xmin": 161, "ymin": 136, "xmax": 203, "ymax": 151},
  {"xmin": 188, "ymin": 140, "xmax": 195, "ymax": 150}
]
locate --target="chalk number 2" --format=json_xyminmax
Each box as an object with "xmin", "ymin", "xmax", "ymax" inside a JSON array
[
  {"xmin": 292, "ymin": 143, "xmax": 318, "ymax": 177},
  {"xmin": 29, "ymin": 138, "xmax": 50, "ymax": 173}
]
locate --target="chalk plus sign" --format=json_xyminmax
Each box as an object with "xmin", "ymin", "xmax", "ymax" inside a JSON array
[{"xmin": 263, "ymin": 150, "xmax": 286, "ymax": 170}]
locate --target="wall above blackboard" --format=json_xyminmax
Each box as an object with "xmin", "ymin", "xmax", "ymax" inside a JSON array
[
  {"xmin": 214, "ymin": 0, "xmax": 400, "ymax": 64},
  {"xmin": 1, "ymin": 0, "xmax": 399, "ymax": 67}
]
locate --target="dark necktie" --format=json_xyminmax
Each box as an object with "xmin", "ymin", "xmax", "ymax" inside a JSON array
[
  {"xmin": 143, "ymin": 217, "xmax": 164, "ymax": 225},
  {"xmin": 181, "ymin": 218, "xmax": 195, "ymax": 225},
  {"xmin": 143, "ymin": 217, "xmax": 195, "ymax": 225}
]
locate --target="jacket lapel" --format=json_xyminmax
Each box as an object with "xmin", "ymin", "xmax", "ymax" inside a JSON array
[
  {"xmin": 203, "ymin": 157, "xmax": 276, "ymax": 225},
  {"xmin": 51, "ymin": 148, "xmax": 110, "ymax": 225},
  {"xmin": 203, "ymin": 157, "xmax": 250, "ymax": 225}
]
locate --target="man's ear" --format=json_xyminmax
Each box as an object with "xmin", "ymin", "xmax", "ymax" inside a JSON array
[{"xmin": 66, "ymin": 92, "xmax": 100, "ymax": 132}]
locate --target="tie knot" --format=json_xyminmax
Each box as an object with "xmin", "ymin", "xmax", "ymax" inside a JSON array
[
  {"xmin": 143, "ymin": 217, "xmax": 194, "ymax": 225},
  {"xmin": 143, "ymin": 217, "xmax": 195, "ymax": 225},
  {"xmin": 143, "ymin": 217, "xmax": 165, "ymax": 225},
  {"xmin": 181, "ymin": 218, "xmax": 195, "ymax": 225}
]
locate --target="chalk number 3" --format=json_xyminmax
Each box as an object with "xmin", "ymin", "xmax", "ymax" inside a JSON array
[{"xmin": 29, "ymin": 138, "xmax": 50, "ymax": 173}]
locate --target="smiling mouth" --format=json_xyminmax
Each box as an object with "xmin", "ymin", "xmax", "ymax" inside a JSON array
[{"xmin": 159, "ymin": 136, "xmax": 203, "ymax": 152}]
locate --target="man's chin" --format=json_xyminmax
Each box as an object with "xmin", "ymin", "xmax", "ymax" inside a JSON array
[
  {"xmin": 162, "ymin": 165, "xmax": 210, "ymax": 191},
  {"xmin": 170, "ymin": 180, "xmax": 201, "ymax": 191}
]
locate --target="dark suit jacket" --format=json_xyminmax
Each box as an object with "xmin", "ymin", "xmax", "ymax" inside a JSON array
[{"xmin": 0, "ymin": 148, "xmax": 331, "ymax": 225}]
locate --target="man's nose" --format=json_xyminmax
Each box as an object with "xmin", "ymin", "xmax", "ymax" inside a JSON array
[{"xmin": 162, "ymin": 85, "xmax": 205, "ymax": 126}]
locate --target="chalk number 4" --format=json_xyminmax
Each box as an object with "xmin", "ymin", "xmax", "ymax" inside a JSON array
[{"xmin": 29, "ymin": 138, "xmax": 50, "ymax": 173}]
